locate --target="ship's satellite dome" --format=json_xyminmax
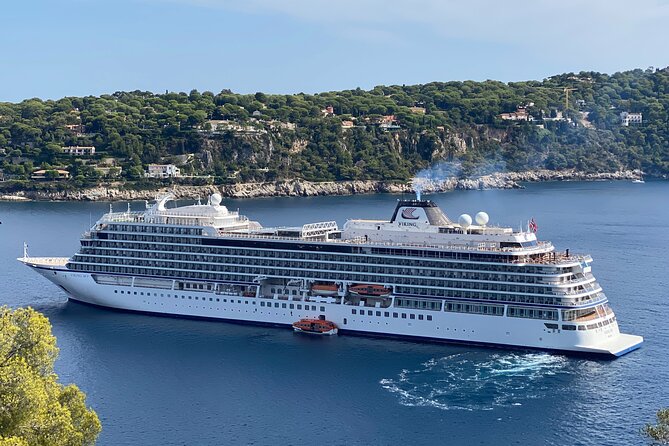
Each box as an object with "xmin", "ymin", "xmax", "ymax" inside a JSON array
[
  {"xmin": 458, "ymin": 214, "xmax": 472, "ymax": 228},
  {"xmin": 210, "ymin": 193, "xmax": 222, "ymax": 206},
  {"xmin": 475, "ymin": 211, "xmax": 489, "ymax": 226}
]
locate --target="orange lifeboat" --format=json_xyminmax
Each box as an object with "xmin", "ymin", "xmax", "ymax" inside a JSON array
[
  {"xmin": 292, "ymin": 319, "xmax": 338, "ymax": 336},
  {"xmin": 348, "ymin": 284, "xmax": 391, "ymax": 297},
  {"xmin": 311, "ymin": 283, "xmax": 339, "ymax": 296}
]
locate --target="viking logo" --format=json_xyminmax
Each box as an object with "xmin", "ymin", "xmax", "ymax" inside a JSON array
[{"xmin": 401, "ymin": 208, "xmax": 419, "ymax": 219}]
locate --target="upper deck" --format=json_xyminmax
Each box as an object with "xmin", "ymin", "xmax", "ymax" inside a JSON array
[{"xmin": 84, "ymin": 193, "xmax": 589, "ymax": 266}]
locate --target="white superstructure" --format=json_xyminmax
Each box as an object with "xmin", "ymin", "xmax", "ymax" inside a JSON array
[{"xmin": 19, "ymin": 194, "xmax": 642, "ymax": 356}]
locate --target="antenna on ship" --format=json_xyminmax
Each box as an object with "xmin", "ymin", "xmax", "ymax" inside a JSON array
[
  {"xmin": 22, "ymin": 242, "xmax": 28, "ymax": 260},
  {"xmin": 109, "ymin": 203, "xmax": 113, "ymax": 214}
]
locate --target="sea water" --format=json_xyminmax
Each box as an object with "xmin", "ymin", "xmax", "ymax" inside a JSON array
[{"xmin": 0, "ymin": 181, "xmax": 667, "ymax": 445}]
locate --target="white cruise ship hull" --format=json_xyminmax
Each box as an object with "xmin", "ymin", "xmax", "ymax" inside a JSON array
[{"xmin": 23, "ymin": 258, "xmax": 643, "ymax": 357}]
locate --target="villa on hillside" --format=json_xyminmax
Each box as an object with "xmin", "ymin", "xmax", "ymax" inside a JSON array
[
  {"xmin": 31, "ymin": 169, "xmax": 70, "ymax": 180},
  {"xmin": 620, "ymin": 112, "xmax": 643, "ymax": 126},
  {"xmin": 145, "ymin": 164, "xmax": 181, "ymax": 178},
  {"xmin": 500, "ymin": 106, "xmax": 534, "ymax": 121},
  {"xmin": 62, "ymin": 146, "xmax": 96, "ymax": 156}
]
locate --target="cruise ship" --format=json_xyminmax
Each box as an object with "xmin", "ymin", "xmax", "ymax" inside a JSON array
[{"xmin": 19, "ymin": 193, "xmax": 642, "ymax": 356}]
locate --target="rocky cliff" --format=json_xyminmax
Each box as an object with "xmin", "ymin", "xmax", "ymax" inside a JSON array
[{"xmin": 1, "ymin": 169, "xmax": 643, "ymax": 202}]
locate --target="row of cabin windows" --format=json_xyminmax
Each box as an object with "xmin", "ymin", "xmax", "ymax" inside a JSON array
[
  {"xmin": 82, "ymin": 239, "xmax": 571, "ymax": 275},
  {"xmin": 507, "ymin": 306, "xmax": 558, "ymax": 320},
  {"xmin": 112, "ymin": 289, "xmax": 327, "ymax": 312},
  {"xmin": 72, "ymin": 255, "xmax": 583, "ymax": 298},
  {"xmin": 72, "ymin": 261, "xmax": 593, "ymax": 308},
  {"xmin": 548, "ymin": 315, "xmax": 616, "ymax": 332},
  {"xmin": 259, "ymin": 302, "xmax": 323, "ymax": 311},
  {"xmin": 351, "ymin": 308, "xmax": 433, "ymax": 321},
  {"xmin": 85, "ymin": 246, "xmax": 562, "ymax": 284},
  {"xmin": 270, "ymin": 288, "xmax": 299, "ymax": 295},
  {"xmin": 444, "ymin": 302, "xmax": 505, "ymax": 316},
  {"xmin": 104, "ymin": 224, "xmax": 202, "ymax": 236},
  {"xmin": 395, "ymin": 298, "xmax": 442, "ymax": 311}
]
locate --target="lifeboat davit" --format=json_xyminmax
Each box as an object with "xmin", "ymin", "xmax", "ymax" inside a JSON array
[
  {"xmin": 348, "ymin": 284, "xmax": 391, "ymax": 297},
  {"xmin": 311, "ymin": 283, "xmax": 338, "ymax": 296},
  {"xmin": 292, "ymin": 319, "xmax": 338, "ymax": 336}
]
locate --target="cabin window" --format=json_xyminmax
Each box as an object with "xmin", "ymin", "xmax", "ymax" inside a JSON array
[
  {"xmin": 384, "ymin": 312, "xmax": 389, "ymax": 317},
  {"xmin": 376, "ymin": 311, "xmax": 381, "ymax": 317},
  {"xmin": 297, "ymin": 305, "xmax": 302, "ymax": 310},
  {"xmin": 290, "ymin": 304, "xmax": 294, "ymax": 309},
  {"xmin": 311, "ymin": 306, "xmax": 316, "ymax": 311},
  {"xmin": 367, "ymin": 310, "xmax": 373, "ymax": 316},
  {"xmin": 401, "ymin": 313, "xmax": 407, "ymax": 319},
  {"xmin": 320, "ymin": 307, "xmax": 325, "ymax": 312},
  {"xmin": 393, "ymin": 313, "xmax": 398, "ymax": 318},
  {"xmin": 282, "ymin": 303, "xmax": 286, "ymax": 308},
  {"xmin": 418, "ymin": 314, "xmax": 424, "ymax": 320},
  {"xmin": 427, "ymin": 315, "xmax": 432, "ymax": 321},
  {"xmin": 410, "ymin": 314, "xmax": 415, "ymax": 320},
  {"xmin": 352, "ymin": 309, "xmax": 357, "ymax": 314}
]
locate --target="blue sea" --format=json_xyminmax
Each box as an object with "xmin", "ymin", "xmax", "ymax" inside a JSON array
[{"xmin": 0, "ymin": 181, "xmax": 667, "ymax": 446}]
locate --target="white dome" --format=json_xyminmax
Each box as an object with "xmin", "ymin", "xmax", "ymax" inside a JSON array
[
  {"xmin": 475, "ymin": 211, "xmax": 489, "ymax": 226},
  {"xmin": 210, "ymin": 193, "xmax": 222, "ymax": 206},
  {"xmin": 458, "ymin": 213, "xmax": 472, "ymax": 229}
]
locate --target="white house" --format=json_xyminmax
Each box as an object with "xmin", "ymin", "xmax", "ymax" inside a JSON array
[
  {"xmin": 145, "ymin": 164, "xmax": 181, "ymax": 178},
  {"xmin": 620, "ymin": 112, "xmax": 642, "ymax": 126},
  {"xmin": 62, "ymin": 146, "xmax": 96, "ymax": 156}
]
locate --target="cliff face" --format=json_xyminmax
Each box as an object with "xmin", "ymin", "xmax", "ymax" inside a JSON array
[{"xmin": 2, "ymin": 169, "xmax": 642, "ymax": 202}]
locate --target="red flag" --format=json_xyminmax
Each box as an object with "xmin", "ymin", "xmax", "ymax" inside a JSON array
[{"xmin": 529, "ymin": 217, "xmax": 538, "ymax": 233}]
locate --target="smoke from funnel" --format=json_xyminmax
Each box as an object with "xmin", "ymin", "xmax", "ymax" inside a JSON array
[{"xmin": 410, "ymin": 159, "xmax": 508, "ymax": 199}]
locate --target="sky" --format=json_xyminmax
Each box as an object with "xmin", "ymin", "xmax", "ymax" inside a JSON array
[{"xmin": 1, "ymin": 0, "xmax": 668, "ymax": 102}]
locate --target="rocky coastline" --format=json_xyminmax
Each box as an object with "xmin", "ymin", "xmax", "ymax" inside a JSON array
[{"xmin": 0, "ymin": 169, "xmax": 644, "ymax": 202}]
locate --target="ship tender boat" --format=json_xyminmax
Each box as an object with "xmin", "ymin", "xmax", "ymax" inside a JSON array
[
  {"xmin": 18, "ymin": 193, "xmax": 643, "ymax": 357},
  {"xmin": 311, "ymin": 283, "xmax": 339, "ymax": 296},
  {"xmin": 349, "ymin": 284, "xmax": 391, "ymax": 297},
  {"xmin": 292, "ymin": 319, "xmax": 338, "ymax": 335}
]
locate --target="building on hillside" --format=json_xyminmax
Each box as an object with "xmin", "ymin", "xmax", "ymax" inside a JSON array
[
  {"xmin": 620, "ymin": 112, "xmax": 642, "ymax": 126},
  {"xmin": 321, "ymin": 106, "xmax": 335, "ymax": 117},
  {"xmin": 341, "ymin": 120, "xmax": 355, "ymax": 129},
  {"xmin": 31, "ymin": 169, "xmax": 70, "ymax": 180},
  {"xmin": 408, "ymin": 106, "xmax": 426, "ymax": 114},
  {"xmin": 145, "ymin": 164, "xmax": 181, "ymax": 178},
  {"xmin": 500, "ymin": 106, "xmax": 534, "ymax": 122},
  {"xmin": 64, "ymin": 124, "xmax": 84, "ymax": 133},
  {"xmin": 62, "ymin": 146, "xmax": 96, "ymax": 156}
]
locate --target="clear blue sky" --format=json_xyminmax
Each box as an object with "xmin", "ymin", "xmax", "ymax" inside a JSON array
[{"xmin": 1, "ymin": 0, "xmax": 668, "ymax": 102}]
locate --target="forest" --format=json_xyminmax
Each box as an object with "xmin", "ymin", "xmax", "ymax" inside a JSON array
[{"xmin": 0, "ymin": 67, "xmax": 667, "ymax": 190}]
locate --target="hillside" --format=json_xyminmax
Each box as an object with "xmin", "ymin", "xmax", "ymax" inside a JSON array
[{"xmin": 1, "ymin": 67, "xmax": 668, "ymax": 192}]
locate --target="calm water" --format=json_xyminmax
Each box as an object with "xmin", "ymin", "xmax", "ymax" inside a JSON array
[{"xmin": 1, "ymin": 181, "xmax": 668, "ymax": 446}]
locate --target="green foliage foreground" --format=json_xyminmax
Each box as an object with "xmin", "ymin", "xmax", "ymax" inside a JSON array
[
  {"xmin": 644, "ymin": 408, "xmax": 669, "ymax": 445},
  {"xmin": 0, "ymin": 307, "xmax": 101, "ymax": 446}
]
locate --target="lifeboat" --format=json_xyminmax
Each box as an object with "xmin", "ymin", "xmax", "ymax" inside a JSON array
[
  {"xmin": 292, "ymin": 319, "xmax": 338, "ymax": 336},
  {"xmin": 348, "ymin": 284, "xmax": 391, "ymax": 297},
  {"xmin": 311, "ymin": 283, "xmax": 338, "ymax": 296}
]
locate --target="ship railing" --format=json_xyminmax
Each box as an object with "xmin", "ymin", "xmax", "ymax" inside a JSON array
[
  {"xmin": 215, "ymin": 231, "xmax": 556, "ymax": 254},
  {"xmin": 22, "ymin": 257, "xmax": 70, "ymax": 265},
  {"xmin": 99, "ymin": 211, "xmax": 248, "ymax": 227}
]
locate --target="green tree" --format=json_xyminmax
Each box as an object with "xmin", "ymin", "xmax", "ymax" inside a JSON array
[
  {"xmin": 0, "ymin": 307, "xmax": 101, "ymax": 445},
  {"xmin": 643, "ymin": 408, "xmax": 669, "ymax": 444}
]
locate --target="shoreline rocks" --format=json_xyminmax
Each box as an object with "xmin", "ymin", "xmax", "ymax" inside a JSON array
[{"xmin": 1, "ymin": 169, "xmax": 645, "ymax": 202}]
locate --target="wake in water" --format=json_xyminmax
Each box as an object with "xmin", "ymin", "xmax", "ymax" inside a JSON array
[{"xmin": 380, "ymin": 352, "xmax": 569, "ymax": 411}]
